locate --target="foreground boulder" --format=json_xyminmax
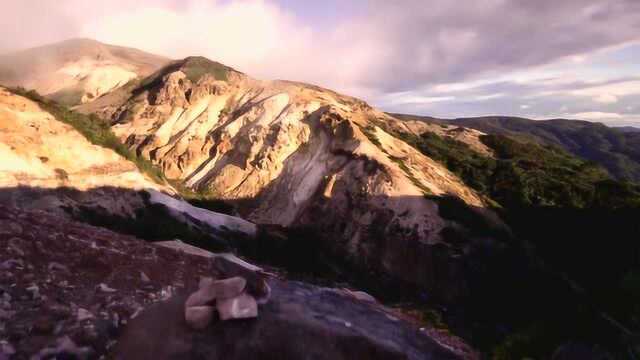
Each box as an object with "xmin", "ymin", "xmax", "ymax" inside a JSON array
[
  {"xmin": 0, "ymin": 205, "xmax": 475, "ymax": 359},
  {"xmin": 118, "ymin": 280, "xmax": 470, "ymax": 360}
]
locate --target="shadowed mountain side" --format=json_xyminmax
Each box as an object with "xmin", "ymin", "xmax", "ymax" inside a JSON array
[
  {"xmin": 0, "ymin": 186, "xmax": 253, "ymax": 252},
  {"xmin": 0, "ymin": 184, "xmax": 510, "ymax": 303},
  {"xmin": 1, "ymin": 188, "xmax": 636, "ymax": 357}
]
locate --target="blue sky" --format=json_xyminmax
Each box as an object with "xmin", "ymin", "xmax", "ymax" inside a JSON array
[{"xmin": 2, "ymin": 0, "xmax": 639, "ymax": 126}]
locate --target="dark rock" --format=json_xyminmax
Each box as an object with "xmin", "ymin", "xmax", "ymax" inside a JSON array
[
  {"xmin": 32, "ymin": 316, "xmax": 55, "ymax": 334},
  {"xmin": 552, "ymin": 343, "xmax": 613, "ymax": 360},
  {"xmin": 117, "ymin": 279, "xmax": 469, "ymax": 360}
]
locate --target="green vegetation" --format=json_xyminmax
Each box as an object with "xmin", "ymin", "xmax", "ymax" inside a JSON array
[
  {"xmin": 392, "ymin": 113, "xmax": 640, "ymax": 183},
  {"xmin": 137, "ymin": 56, "xmax": 235, "ymax": 94},
  {"xmin": 401, "ymin": 130, "xmax": 494, "ymax": 193},
  {"xmin": 47, "ymin": 88, "xmax": 85, "ymax": 106},
  {"xmin": 9, "ymin": 87, "xmax": 165, "ymax": 184},
  {"xmin": 377, "ymin": 119, "xmax": 640, "ymax": 210},
  {"xmin": 377, "ymin": 121, "xmax": 640, "ymax": 357},
  {"xmin": 359, "ymin": 124, "xmax": 431, "ymax": 195},
  {"xmin": 181, "ymin": 56, "xmax": 232, "ymax": 82}
]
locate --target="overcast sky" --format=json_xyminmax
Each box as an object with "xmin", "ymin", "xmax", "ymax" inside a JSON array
[{"xmin": 2, "ymin": 0, "xmax": 640, "ymax": 126}]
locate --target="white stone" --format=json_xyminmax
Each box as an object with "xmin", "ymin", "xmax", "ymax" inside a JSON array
[
  {"xmin": 185, "ymin": 305, "xmax": 215, "ymax": 330},
  {"xmin": 216, "ymin": 293, "xmax": 258, "ymax": 321}
]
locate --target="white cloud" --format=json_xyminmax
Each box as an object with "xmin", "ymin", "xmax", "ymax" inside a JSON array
[
  {"xmin": 571, "ymin": 111, "xmax": 623, "ymax": 120},
  {"xmin": 1, "ymin": 0, "xmax": 640, "ymax": 125},
  {"xmin": 520, "ymin": 104, "xmax": 531, "ymax": 109},
  {"xmin": 571, "ymin": 80, "xmax": 640, "ymax": 98},
  {"xmin": 593, "ymin": 94, "xmax": 618, "ymax": 103}
]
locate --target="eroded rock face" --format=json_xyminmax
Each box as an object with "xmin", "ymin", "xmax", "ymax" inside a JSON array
[
  {"xmin": 0, "ymin": 205, "xmax": 475, "ymax": 359},
  {"xmin": 86, "ymin": 58, "xmax": 500, "ymax": 300}
]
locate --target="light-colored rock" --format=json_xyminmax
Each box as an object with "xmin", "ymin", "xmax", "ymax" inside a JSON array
[
  {"xmin": 0, "ymin": 340, "xmax": 15, "ymax": 356},
  {"xmin": 184, "ymin": 305, "xmax": 215, "ymax": 330},
  {"xmin": 48, "ymin": 262, "xmax": 70, "ymax": 273},
  {"xmin": 96, "ymin": 283, "xmax": 117, "ymax": 293},
  {"xmin": 185, "ymin": 276, "xmax": 246, "ymax": 308},
  {"xmin": 26, "ymin": 284, "xmax": 40, "ymax": 300},
  {"xmin": 216, "ymin": 292, "xmax": 258, "ymax": 321},
  {"xmin": 345, "ymin": 289, "xmax": 377, "ymax": 303},
  {"xmin": 77, "ymin": 308, "xmax": 94, "ymax": 322},
  {"xmin": 212, "ymin": 254, "xmax": 270, "ymax": 302},
  {"xmin": 140, "ymin": 271, "xmax": 150, "ymax": 283}
]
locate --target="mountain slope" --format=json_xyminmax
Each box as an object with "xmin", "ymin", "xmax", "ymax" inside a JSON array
[
  {"xmin": 0, "ymin": 85, "xmax": 256, "ymax": 245},
  {"xmin": 391, "ymin": 113, "xmax": 640, "ymax": 182},
  {"xmin": 79, "ymin": 56, "xmax": 503, "ymax": 302},
  {"xmin": 0, "ymin": 38, "xmax": 170, "ymax": 105}
]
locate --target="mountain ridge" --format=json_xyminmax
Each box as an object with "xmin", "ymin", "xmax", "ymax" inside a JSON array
[
  {"xmin": 0, "ymin": 38, "xmax": 170, "ymax": 105},
  {"xmin": 390, "ymin": 113, "xmax": 640, "ymax": 182}
]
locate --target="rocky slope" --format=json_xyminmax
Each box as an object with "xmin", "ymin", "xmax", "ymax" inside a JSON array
[
  {"xmin": 79, "ymin": 56, "xmax": 501, "ymax": 302},
  {"xmin": 0, "ymin": 205, "xmax": 475, "ymax": 359},
  {"xmin": 0, "ymin": 85, "xmax": 255, "ymax": 244},
  {"xmin": 0, "ymin": 39, "xmax": 169, "ymax": 105}
]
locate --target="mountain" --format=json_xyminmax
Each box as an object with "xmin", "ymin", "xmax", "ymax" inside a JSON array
[
  {"xmin": 0, "ymin": 77, "xmax": 473, "ymax": 360},
  {"xmin": 0, "ymin": 38, "xmax": 169, "ymax": 106},
  {"xmin": 75, "ymin": 55, "xmax": 509, "ymax": 304},
  {"xmin": 4, "ymin": 40, "xmax": 639, "ymax": 358},
  {"xmin": 391, "ymin": 113, "xmax": 640, "ymax": 183},
  {"xmin": 618, "ymin": 126, "xmax": 640, "ymax": 133},
  {"xmin": 74, "ymin": 53, "xmax": 640, "ymax": 357}
]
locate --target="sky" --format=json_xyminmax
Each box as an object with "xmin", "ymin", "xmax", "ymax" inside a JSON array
[{"xmin": 1, "ymin": 0, "xmax": 640, "ymax": 126}]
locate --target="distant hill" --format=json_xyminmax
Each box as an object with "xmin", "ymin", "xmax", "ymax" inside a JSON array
[
  {"xmin": 617, "ymin": 126, "xmax": 640, "ymax": 133},
  {"xmin": 0, "ymin": 38, "xmax": 169, "ymax": 105},
  {"xmin": 390, "ymin": 113, "xmax": 640, "ymax": 183}
]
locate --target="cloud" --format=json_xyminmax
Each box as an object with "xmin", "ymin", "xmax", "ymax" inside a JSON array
[
  {"xmin": 1, "ymin": 0, "xmax": 639, "ymax": 125},
  {"xmin": 594, "ymin": 94, "xmax": 618, "ymax": 104},
  {"xmin": 571, "ymin": 111, "xmax": 623, "ymax": 120}
]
